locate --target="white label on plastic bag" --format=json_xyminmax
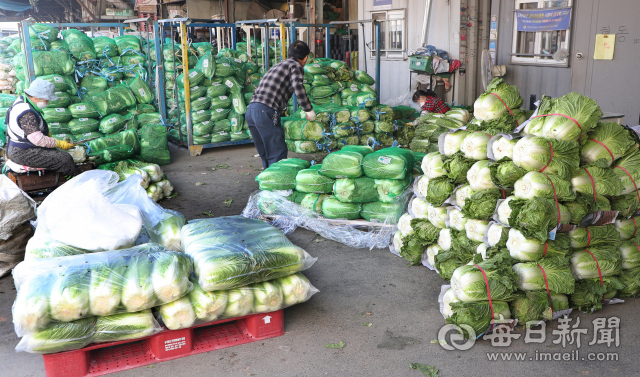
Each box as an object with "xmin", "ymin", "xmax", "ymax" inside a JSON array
[
  {"xmin": 197, "ymin": 110, "xmax": 205, "ymax": 114},
  {"xmin": 350, "ymin": 84, "xmax": 358, "ymax": 91},
  {"xmin": 322, "ymin": 75, "xmax": 328, "ymax": 78},
  {"xmin": 192, "ymin": 86, "xmax": 199, "ymax": 90},
  {"xmin": 231, "ymin": 119, "xmax": 237, "ymax": 126},
  {"xmin": 225, "ymin": 80, "xmax": 234, "ymax": 88},
  {"xmin": 219, "ymin": 96, "xmax": 228, "ymax": 100},
  {"xmin": 80, "ymin": 118, "xmax": 88, "ymax": 121},
  {"xmin": 109, "ymin": 118, "xmax": 117, "ymax": 123},
  {"xmin": 201, "ymin": 121, "xmax": 210, "ymax": 125},
  {"xmin": 234, "ymin": 132, "xmax": 243, "ymax": 135},
  {"xmin": 378, "ymin": 156, "xmax": 391, "ymax": 165},
  {"xmin": 189, "ymin": 71, "xmax": 198, "ymax": 78},
  {"xmin": 50, "ymin": 122, "xmax": 60, "ymax": 126},
  {"xmin": 138, "ymin": 88, "xmax": 146, "ymax": 97},
  {"xmin": 55, "ymin": 108, "xmax": 65, "ymax": 112},
  {"xmin": 203, "ymin": 60, "xmax": 209, "ymax": 67},
  {"xmin": 213, "ymin": 82, "xmax": 221, "ymax": 86},
  {"xmin": 219, "ymin": 131, "xmax": 228, "ymax": 135},
  {"xmin": 234, "ymin": 58, "xmax": 242, "ymax": 63},
  {"xmin": 216, "ymin": 108, "xmax": 224, "ymax": 113},
  {"xmin": 313, "ymin": 64, "xmax": 320, "ymax": 67},
  {"xmin": 202, "ymin": 134, "xmax": 210, "ymax": 137},
  {"xmin": 222, "ymin": 63, "xmax": 230, "ymax": 67},
  {"xmin": 76, "ymin": 105, "xmax": 86, "ymax": 111},
  {"xmin": 233, "ymin": 99, "xmax": 239, "ymax": 107},
  {"xmin": 54, "ymin": 76, "xmax": 63, "ymax": 82},
  {"xmin": 82, "ymin": 132, "xmax": 92, "ymax": 136}
]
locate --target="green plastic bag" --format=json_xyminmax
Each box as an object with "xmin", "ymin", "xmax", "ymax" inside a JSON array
[
  {"xmin": 128, "ymin": 76, "xmax": 154, "ymax": 104},
  {"xmin": 43, "ymin": 108, "xmax": 72, "ymax": 123},
  {"xmin": 99, "ymin": 113, "xmax": 127, "ymax": 134},
  {"xmin": 195, "ymin": 51, "xmax": 216, "ymax": 79},
  {"xmin": 209, "ymin": 95, "xmax": 232, "ymax": 110},
  {"xmin": 139, "ymin": 124, "xmax": 171, "ymax": 165},
  {"xmin": 61, "ymin": 29, "xmax": 95, "ymax": 61},
  {"xmin": 68, "ymin": 117, "xmax": 100, "ymax": 135},
  {"xmin": 90, "ymin": 85, "xmax": 137, "ymax": 117},
  {"xmin": 206, "ymin": 83, "xmax": 228, "ymax": 97},
  {"xmin": 80, "ymin": 76, "xmax": 108, "ymax": 97},
  {"xmin": 89, "ymin": 144, "xmax": 136, "ymax": 165},
  {"xmin": 69, "ymin": 102, "xmax": 100, "ymax": 118}
]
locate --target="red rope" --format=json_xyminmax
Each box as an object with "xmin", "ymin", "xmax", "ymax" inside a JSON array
[
  {"xmin": 537, "ymin": 263, "xmax": 554, "ymax": 312},
  {"xmin": 614, "ymin": 165, "xmax": 640, "ymax": 205},
  {"xmin": 583, "ymin": 249, "xmax": 604, "ymax": 285},
  {"xmin": 543, "ymin": 242, "xmax": 548, "ymax": 257},
  {"xmin": 543, "ymin": 174, "xmax": 561, "ymax": 225},
  {"xmin": 586, "ymin": 227, "xmax": 591, "ymax": 247},
  {"xmin": 532, "ymin": 113, "xmax": 582, "ymax": 142},
  {"xmin": 539, "ymin": 141, "xmax": 554, "ymax": 173},
  {"xmin": 475, "ymin": 264, "xmax": 495, "ymax": 331},
  {"xmin": 589, "ymin": 138, "xmax": 615, "ymax": 162},
  {"xmin": 490, "ymin": 93, "xmax": 519, "ymax": 126},
  {"xmin": 584, "ymin": 168, "xmax": 598, "ymax": 202}
]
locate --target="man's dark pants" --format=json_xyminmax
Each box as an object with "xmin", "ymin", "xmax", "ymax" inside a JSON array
[{"xmin": 245, "ymin": 102, "xmax": 288, "ymax": 169}]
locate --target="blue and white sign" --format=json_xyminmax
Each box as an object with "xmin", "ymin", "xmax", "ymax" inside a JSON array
[
  {"xmin": 516, "ymin": 8, "xmax": 571, "ymax": 32},
  {"xmin": 373, "ymin": 0, "xmax": 392, "ymax": 11}
]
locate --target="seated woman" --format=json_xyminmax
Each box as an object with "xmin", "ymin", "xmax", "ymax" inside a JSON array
[
  {"xmin": 412, "ymin": 89, "xmax": 450, "ymax": 115},
  {"xmin": 6, "ymin": 78, "xmax": 79, "ymax": 176}
]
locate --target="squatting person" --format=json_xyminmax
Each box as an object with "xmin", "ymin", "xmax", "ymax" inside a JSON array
[
  {"xmin": 5, "ymin": 78, "xmax": 79, "ymax": 175},
  {"xmin": 413, "ymin": 89, "xmax": 450, "ymax": 115}
]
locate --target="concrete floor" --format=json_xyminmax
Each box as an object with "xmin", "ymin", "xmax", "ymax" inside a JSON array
[{"xmin": 1, "ymin": 144, "xmax": 638, "ymax": 376}]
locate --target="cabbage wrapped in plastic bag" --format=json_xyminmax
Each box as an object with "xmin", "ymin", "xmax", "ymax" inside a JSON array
[
  {"xmin": 181, "ymin": 216, "xmax": 317, "ymax": 291},
  {"xmin": 158, "ymin": 273, "xmax": 318, "ymax": 330},
  {"xmin": 12, "ymin": 243, "xmax": 192, "ymax": 336}
]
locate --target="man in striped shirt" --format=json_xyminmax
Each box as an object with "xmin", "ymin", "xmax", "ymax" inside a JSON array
[{"xmin": 247, "ymin": 40, "xmax": 316, "ymax": 168}]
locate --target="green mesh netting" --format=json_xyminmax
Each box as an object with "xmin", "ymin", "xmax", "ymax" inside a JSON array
[
  {"xmin": 114, "ymin": 35, "xmax": 142, "ymax": 56},
  {"xmin": 231, "ymin": 90, "xmax": 246, "ymax": 114},
  {"xmin": 68, "ymin": 117, "xmax": 100, "ymax": 135},
  {"xmin": 127, "ymin": 76, "xmax": 153, "ymax": 104},
  {"xmin": 74, "ymin": 131, "xmax": 104, "ymax": 143},
  {"xmin": 136, "ymin": 104, "xmax": 156, "ymax": 114},
  {"xmin": 90, "ymin": 85, "xmax": 137, "ymax": 117},
  {"xmin": 43, "ymin": 107, "xmax": 72, "ymax": 123},
  {"xmin": 209, "ymin": 95, "xmax": 232, "ymax": 110},
  {"xmin": 181, "ymin": 109, "xmax": 211, "ymax": 124},
  {"xmin": 228, "ymin": 110, "xmax": 244, "ymax": 132},
  {"xmin": 192, "ymin": 42, "xmax": 214, "ymax": 57},
  {"xmin": 193, "ymin": 120, "xmax": 213, "ymax": 136},
  {"xmin": 230, "ymin": 130, "xmax": 250, "ymax": 140},
  {"xmin": 286, "ymin": 140, "xmax": 319, "ymax": 154},
  {"xmin": 321, "ymin": 198, "xmax": 361, "ymax": 220},
  {"xmin": 15, "ymin": 51, "xmax": 75, "ymax": 76},
  {"xmin": 255, "ymin": 162, "xmax": 309, "ymax": 191},
  {"xmin": 210, "ymin": 108, "xmax": 231, "ymax": 122},
  {"xmin": 49, "ymin": 39, "xmax": 69, "ymax": 53},
  {"xmin": 295, "ymin": 165, "xmax": 335, "ymax": 193},
  {"xmin": 318, "ymin": 145, "xmax": 374, "ymax": 178},
  {"xmin": 89, "ymin": 129, "xmax": 141, "ymax": 154},
  {"xmin": 214, "ymin": 62, "xmax": 237, "ymax": 78},
  {"xmin": 0, "ymin": 94, "xmax": 17, "ymax": 107},
  {"xmin": 29, "ymin": 23, "xmax": 59, "ymax": 41},
  {"xmin": 362, "ymin": 147, "xmax": 415, "ymax": 179},
  {"xmin": 139, "ymin": 124, "xmax": 171, "ymax": 165},
  {"xmin": 48, "ymin": 91, "xmax": 71, "ymax": 108},
  {"xmin": 179, "ymin": 85, "xmax": 207, "ymax": 99},
  {"xmin": 211, "ymin": 130, "xmax": 230, "ymax": 143},
  {"xmin": 195, "ymin": 51, "xmax": 215, "ymax": 79},
  {"xmin": 333, "ymin": 177, "xmax": 378, "ymax": 203},
  {"xmin": 137, "ymin": 112, "xmax": 162, "ymax": 127},
  {"xmin": 48, "ymin": 122, "xmax": 70, "ymax": 135},
  {"xmin": 38, "ymin": 75, "xmax": 69, "ymax": 91},
  {"xmin": 92, "ymin": 36, "xmax": 118, "ymax": 57},
  {"xmin": 89, "ymin": 144, "xmax": 135, "ymax": 165},
  {"xmin": 361, "ymin": 201, "xmax": 405, "ymax": 223},
  {"xmin": 284, "ymin": 120, "xmax": 324, "ymax": 141},
  {"xmin": 69, "ymin": 102, "xmax": 100, "ymax": 118},
  {"xmin": 177, "ymin": 69, "xmax": 204, "ymax": 88},
  {"xmin": 207, "ymin": 83, "xmax": 228, "ymax": 97},
  {"xmin": 61, "ymin": 29, "xmax": 95, "ymax": 61},
  {"xmin": 99, "ymin": 113, "xmax": 127, "ymax": 134}
]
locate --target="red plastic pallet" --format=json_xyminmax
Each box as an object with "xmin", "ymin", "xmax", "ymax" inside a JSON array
[{"xmin": 42, "ymin": 310, "xmax": 284, "ymax": 377}]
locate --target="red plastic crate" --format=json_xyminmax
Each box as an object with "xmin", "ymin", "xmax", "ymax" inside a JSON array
[{"xmin": 42, "ymin": 310, "xmax": 284, "ymax": 377}]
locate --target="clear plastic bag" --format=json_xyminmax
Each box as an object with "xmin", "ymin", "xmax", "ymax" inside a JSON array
[
  {"xmin": 12, "ymin": 243, "xmax": 192, "ymax": 336},
  {"xmin": 0, "ymin": 175, "xmax": 36, "ymax": 240},
  {"xmin": 180, "ymin": 216, "xmax": 317, "ymax": 291},
  {"xmin": 15, "ymin": 309, "xmax": 162, "ymax": 354},
  {"xmin": 242, "ymin": 189, "xmax": 411, "ymax": 249},
  {"xmin": 156, "ymin": 272, "xmax": 318, "ymax": 330}
]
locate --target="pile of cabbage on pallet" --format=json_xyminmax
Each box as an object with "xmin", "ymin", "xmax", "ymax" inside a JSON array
[
  {"xmin": 3, "ymin": 23, "xmax": 174, "ymax": 201},
  {"xmin": 393, "ymin": 77, "xmax": 640, "ymax": 337},
  {"xmin": 254, "ymin": 149, "xmax": 417, "ymax": 223},
  {"xmin": 12, "ymin": 170, "xmax": 318, "ymax": 354}
]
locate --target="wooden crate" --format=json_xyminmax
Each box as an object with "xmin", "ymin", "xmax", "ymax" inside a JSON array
[{"xmin": 7, "ymin": 163, "xmax": 95, "ymax": 193}]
